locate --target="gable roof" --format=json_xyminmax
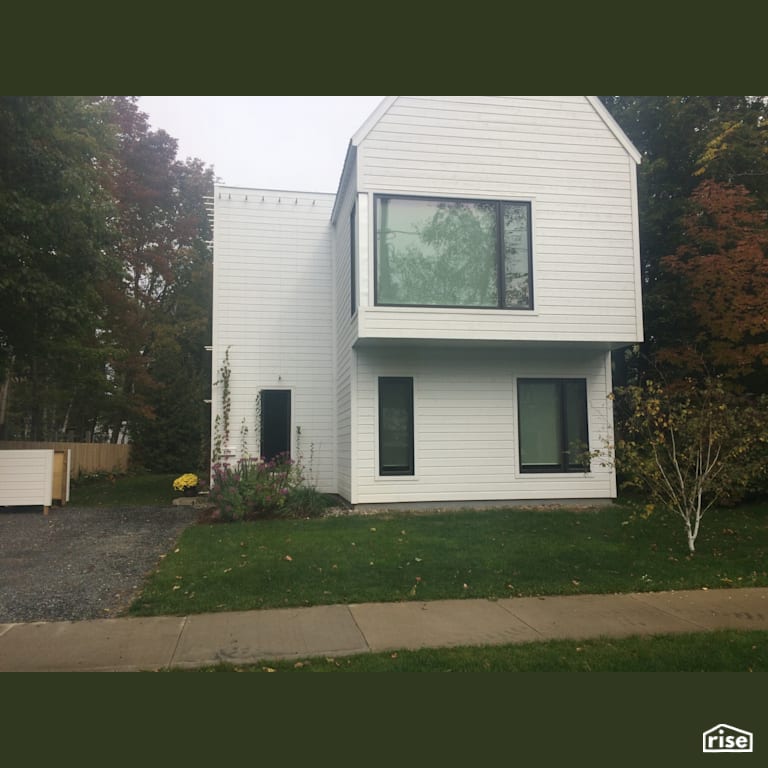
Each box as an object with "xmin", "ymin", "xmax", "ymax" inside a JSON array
[
  {"xmin": 331, "ymin": 95, "xmax": 641, "ymax": 223},
  {"xmin": 585, "ymin": 96, "xmax": 642, "ymax": 164}
]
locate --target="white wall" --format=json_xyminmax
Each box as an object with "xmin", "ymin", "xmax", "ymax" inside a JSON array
[
  {"xmin": 355, "ymin": 96, "xmax": 642, "ymax": 346},
  {"xmin": 352, "ymin": 345, "xmax": 615, "ymax": 504},
  {"xmin": 331, "ymin": 168, "xmax": 358, "ymax": 500},
  {"xmin": 211, "ymin": 97, "xmax": 638, "ymax": 503},
  {"xmin": 212, "ymin": 188, "xmax": 336, "ymax": 491},
  {"xmin": 0, "ymin": 449, "xmax": 53, "ymax": 507}
]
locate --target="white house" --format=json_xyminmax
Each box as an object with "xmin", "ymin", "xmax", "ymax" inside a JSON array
[{"xmin": 211, "ymin": 96, "xmax": 643, "ymax": 508}]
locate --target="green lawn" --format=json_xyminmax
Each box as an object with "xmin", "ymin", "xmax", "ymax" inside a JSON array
[
  {"xmin": 128, "ymin": 500, "xmax": 768, "ymax": 617},
  {"xmin": 174, "ymin": 629, "xmax": 768, "ymax": 672},
  {"xmin": 72, "ymin": 475, "xmax": 768, "ymax": 671},
  {"xmin": 70, "ymin": 472, "xmax": 178, "ymax": 507}
]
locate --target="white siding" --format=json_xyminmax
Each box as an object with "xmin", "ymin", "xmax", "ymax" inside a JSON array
[
  {"xmin": 332, "ymin": 171, "xmax": 358, "ymax": 500},
  {"xmin": 0, "ymin": 449, "xmax": 53, "ymax": 507},
  {"xmin": 356, "ymin": 96, "xmax": 642, "ymax": 345},
  {"xmin": 212, "ymin": 188, "xmax": 336, "ymax": 491},
  {"xmin": 211, "ymin": 97, "xmax": 640, "ymax": 504},
  {"xmin": 353, "ymin": 346, "xmax": 614, "ymax": 504}
]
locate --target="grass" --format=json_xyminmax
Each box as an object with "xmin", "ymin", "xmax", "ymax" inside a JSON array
[
  {"xmin": 65, "ymin": 474, "xmax": 768, "ymax": 671},
  {"xmin": 128, "ymin": 500, "xmax": 768, "ymax": 617},
  {"xmin": 70, "ymin": 471, "xmax": 178, "ymax": 507},
  {"xmin": 175, "ymin": 629, "xmax": 768, "ymax": 672}
]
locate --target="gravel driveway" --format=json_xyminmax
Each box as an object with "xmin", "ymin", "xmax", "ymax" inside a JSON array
[{"xmin": 0, "ymin": 505, "xmax": 198, "ymax": 624}]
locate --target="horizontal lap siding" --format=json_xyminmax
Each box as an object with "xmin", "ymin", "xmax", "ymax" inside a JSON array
[
  {"xmin": 354, "ymin": 347, "xmax": 613, "ymax": 504},
  {"xmin": 333, "ymin": 177, "xmax": 357, "ymax": 500},
  {"xmin": 0, "ymin": 449, "xmax": 53, "ymax": 506},
  {"xmin": 357, "ymin": 96, "xmax": 641, "ymax": 345},
  {"xmin": 212, "ymin": 189, "xmax": 336, "ymax": 491}
]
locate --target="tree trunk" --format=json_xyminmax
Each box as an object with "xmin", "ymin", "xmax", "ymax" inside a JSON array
[{"xmin": 685, "ymin": 520, "xmax": 696, "ymax": 554}]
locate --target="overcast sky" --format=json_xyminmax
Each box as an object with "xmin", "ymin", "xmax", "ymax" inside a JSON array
[{"xmin": 137, "ymin": 96, "xmax": 385, "ymax": 193}]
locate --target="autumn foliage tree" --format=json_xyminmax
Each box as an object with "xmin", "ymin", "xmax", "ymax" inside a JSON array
[
  {"xmin": 0, "ymin": 96, "xmax": 213, "ymax": 472},
  {"xmin": 659, "ymin": 180, "xmax": 768, "ymax": 389},
  {"xmin": 99, "ymin": 97, "xmax": 214, "ymax": 450},
  {"xmin": 600, "ymin": 96, "xmax": 768, "ymax": 388}
]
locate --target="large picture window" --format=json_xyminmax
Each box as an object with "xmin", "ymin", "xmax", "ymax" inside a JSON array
[
  {"xmin": 378, "ymin": 377, "xmax": 414, "ymax": 476},
  {"xmin": 518, "ymin": 379, "xmax": 589, "ymax": 473},
  {"xmin": 375, "ymin": 195, "xmax": 532, "ymax": 309}
]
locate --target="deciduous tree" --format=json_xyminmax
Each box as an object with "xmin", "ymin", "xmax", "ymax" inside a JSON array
[
  {"xmin": 0, "ymin": 96, "xmax": 117, "ymax": 439},
  {"xmin": 660, "ymin": 180, "xmax": 768, "ymax": 388},
  {"xmin": 615, "ymin": 378, "xmax": 767, "ymax": 553}
]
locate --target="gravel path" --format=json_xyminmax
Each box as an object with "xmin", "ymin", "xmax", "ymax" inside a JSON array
[{"xmin": 0, "ymin": 505, "xmax": 198, "ymax": 624}]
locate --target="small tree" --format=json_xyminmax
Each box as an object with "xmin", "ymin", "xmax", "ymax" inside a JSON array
[{"xmin": 615, "ymin": 378, "xmax": 766, "ymax": 554}]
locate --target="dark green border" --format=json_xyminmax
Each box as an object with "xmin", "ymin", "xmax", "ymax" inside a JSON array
[
  {"xmin": 4, "ymin": 7, "xmax": 762, "ymax": 93},
  {"xmin": 4, "ymin": 672, "xmax": 764, "ymax": 762}
]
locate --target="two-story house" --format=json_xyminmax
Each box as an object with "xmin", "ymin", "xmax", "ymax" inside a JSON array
[{"xmin": 211, "ymin": 96, "xmax": 643, "ymax": 507}]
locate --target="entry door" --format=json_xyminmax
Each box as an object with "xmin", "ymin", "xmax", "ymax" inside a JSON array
[{"xmin": 260, "ymin": 389, "xmax": 291, "ymax": 462}]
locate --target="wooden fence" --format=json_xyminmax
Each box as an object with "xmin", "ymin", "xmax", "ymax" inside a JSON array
[{"xmin": 0, "ymin": 441, "xmax": 131, "ymax": 479}]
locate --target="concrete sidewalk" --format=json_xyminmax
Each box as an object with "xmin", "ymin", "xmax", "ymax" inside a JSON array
[{"xmin": 2, "ymin": 588, "xmax": 768, "ymax": 672}]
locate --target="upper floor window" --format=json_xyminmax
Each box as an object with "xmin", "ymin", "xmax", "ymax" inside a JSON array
[{"xmin": 375, "ymin": 195, "xmax": 532, "ymax": 309}]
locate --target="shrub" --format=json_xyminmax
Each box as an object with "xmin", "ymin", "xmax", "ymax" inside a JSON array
[
  {"xmin": 614, "ymin": 377, "xmax": 767, "ymax": 553},
  {"xmin": 208, "ymin": 453, "xmax": 303, "ymax": 522},
  {"xmin": 283, "ymin": 485, "xmax": 333, "ymax": 518}
]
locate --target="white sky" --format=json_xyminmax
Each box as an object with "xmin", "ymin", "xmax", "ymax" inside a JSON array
[{"xmin": 137, "ymin": 96, "xmax": 385, "ymax": 193}]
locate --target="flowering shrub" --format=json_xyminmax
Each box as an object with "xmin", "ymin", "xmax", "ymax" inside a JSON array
[
  {"xmin": 208, "ymin": 453, "xmax": 297, "ymax": 522},
  {"xmin": 173, "ymin": 473, "xmax": 199, "ymax": 492}
]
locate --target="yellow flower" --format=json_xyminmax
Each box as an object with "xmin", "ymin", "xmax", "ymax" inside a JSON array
[{"xmin": 173, "ymin": 473, "xmax": 199, "ymax": 491}]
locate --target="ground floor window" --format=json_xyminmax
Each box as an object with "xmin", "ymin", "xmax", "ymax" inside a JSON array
[
  {"xmin": 378, "ymin": 377, "xmax": 414, "ymax": 475},
  {"xmin": 517, "ymin": 379, "xmax": 589, "ymax": 473}
]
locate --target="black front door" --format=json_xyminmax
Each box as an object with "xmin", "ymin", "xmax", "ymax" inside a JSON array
[{"xmin": 260, "ymin": 389, "xmax": 291, "ymax": 462}]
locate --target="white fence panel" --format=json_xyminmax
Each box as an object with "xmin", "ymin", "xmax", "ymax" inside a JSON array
[{"xmin": 0, "ymin": 449, "xmax": 54, "ymax": 510}]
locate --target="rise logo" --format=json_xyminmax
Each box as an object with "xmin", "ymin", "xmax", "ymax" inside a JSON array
[{"xmin": 702, "ymin": 724, "xmax": 753, "ymax": 753}]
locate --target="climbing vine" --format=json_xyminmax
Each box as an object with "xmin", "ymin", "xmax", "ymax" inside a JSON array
[{"xmin": 212, "ymin": 347, "xmax": 232, "ymax": 462}]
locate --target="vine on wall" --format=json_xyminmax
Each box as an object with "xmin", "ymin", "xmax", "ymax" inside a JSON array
[{"xmin": 212, "ymin": 347, "xmax": 231, "ymax": 462}]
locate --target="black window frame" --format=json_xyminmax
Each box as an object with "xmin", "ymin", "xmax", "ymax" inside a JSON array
[
  {"xmin": 517, "ymin": 378, "xmax": 590, "ymax": 474},
  {"xmin": 373, "ymin": 193, "xmax": 533, "ymax": 310},
  {"xmin": 350, "ymin": 203, "xmax": 356, "ymax": 317},
  {"xmin": 378, "ymin": 376, "xmax": 415, "ymax": 476}
]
